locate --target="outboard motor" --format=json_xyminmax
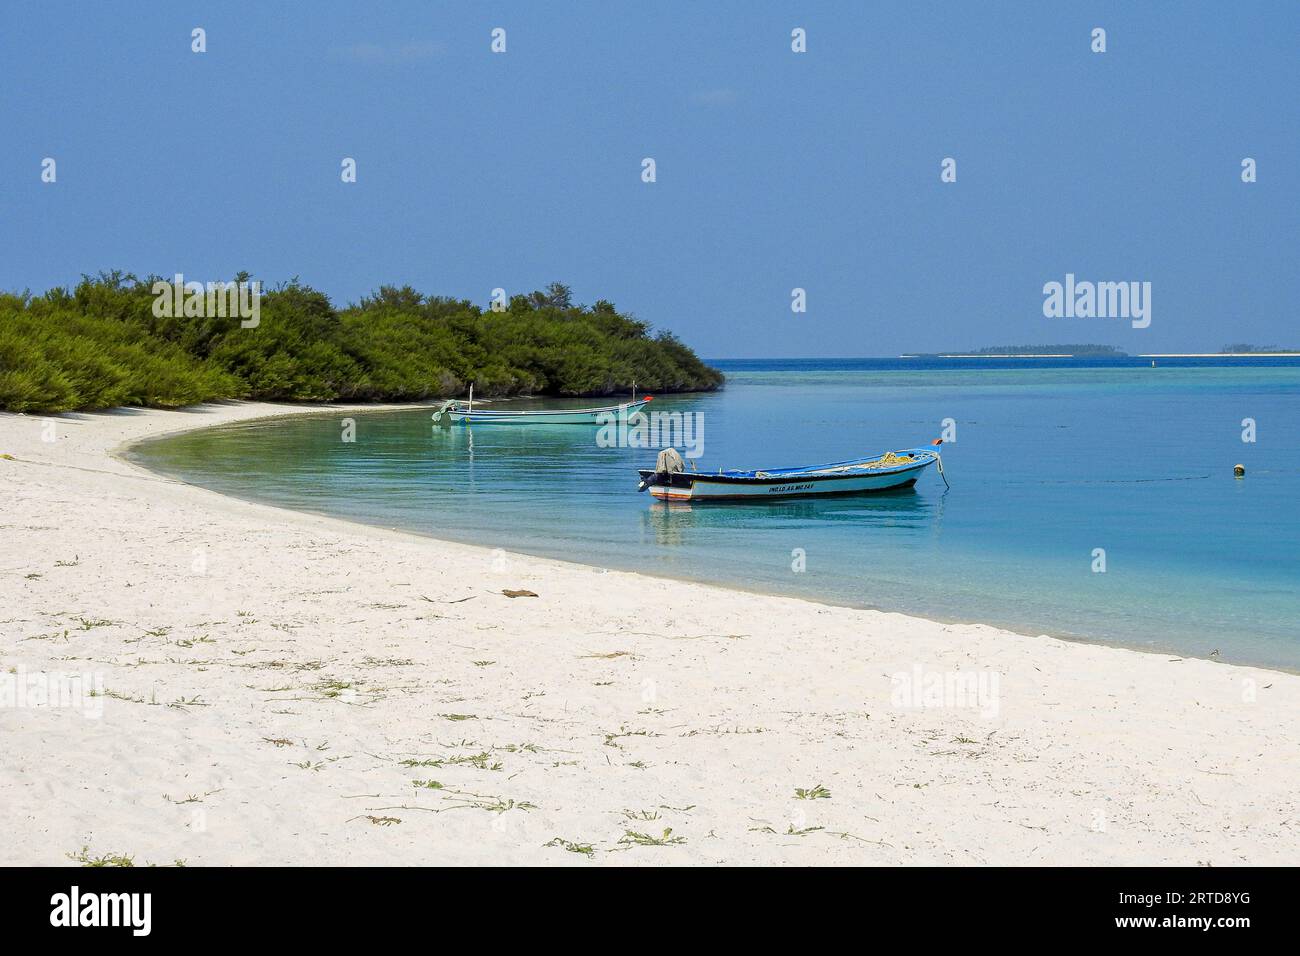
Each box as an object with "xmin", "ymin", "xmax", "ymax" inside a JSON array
[{"xmin": 638, "ymin": 447, "xmax": 685, "ymax": 492}]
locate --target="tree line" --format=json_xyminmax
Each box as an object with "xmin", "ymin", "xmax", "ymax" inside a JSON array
[{"xmin": 0, "ymin": 274, "xmax": 723, "ymax": 413}]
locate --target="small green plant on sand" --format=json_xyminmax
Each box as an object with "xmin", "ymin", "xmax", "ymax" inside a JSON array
[
  {"xmin": 794, "ymin": 785, "xmax": 831, "ymax": 800},
  {"xmin": 749, "ymin": 824, "xmax": 825, "ymax": 837},
  {"xmin": 622, "ymin": 809, "xmax": 660, "ymax": 822},
  {"xmin": 545, "ymin": 837, "xmax": 596, "ymax": 857},
  {"xmin": 619, "ymin": 828, "xmax": 685, "ymax": 847},
  {"xmin": 400, "ymin": 752, "xmax": 502, "ymax": 771},
  {"xmin": 69, "ymin": 847, "xmax": 135, "ymax": 867},
  {"xmin": 473, "ymin": 797, "xmax": 537, "ymax": 813}
]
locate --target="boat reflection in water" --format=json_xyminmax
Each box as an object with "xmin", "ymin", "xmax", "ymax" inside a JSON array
[{"xmin": 640, "ymin": 485, "xmax": 940, "ymax": 548}]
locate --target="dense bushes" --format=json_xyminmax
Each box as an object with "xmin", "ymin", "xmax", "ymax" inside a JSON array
[{"xmin": 0, "ymin": 274, "xmax": 723, "ymax": 412}]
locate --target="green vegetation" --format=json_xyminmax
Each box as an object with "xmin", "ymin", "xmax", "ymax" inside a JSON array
[
  {"xmin": 0, "ymin": 273, "xmax": 723, "ymax": 413},
  {"xmin": 544, "ymin": 837, "xmax": 597, "ymax": 857},
  {"xmin": 618, "ymin": 827, "xmax": 686, "ymax": 847},
  {"xmin": 68, "ymin": 847, "xmax": 135, "ymax": 867},
  {"xmin": 794, "ymin": 784, "xmax": 831, "ymax": 800}
]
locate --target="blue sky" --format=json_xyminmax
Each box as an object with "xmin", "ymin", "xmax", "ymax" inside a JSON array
[{"xmin": 2, "ymin": 1, "xmax": 1296, "ymax": 356}]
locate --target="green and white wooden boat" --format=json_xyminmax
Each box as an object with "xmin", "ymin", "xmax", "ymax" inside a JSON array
[{"xmin": 433, "ymin": 386, "xmax": 653, "ymax": 426}]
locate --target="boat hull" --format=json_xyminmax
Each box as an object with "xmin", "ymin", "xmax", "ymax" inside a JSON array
[
  {"xmin": 640, "ymin": 452, "xmax": 938, "ymax": 501},
  {"xmin": 447, "ymin": 399, "xmax": 650, "ymax": 426}
]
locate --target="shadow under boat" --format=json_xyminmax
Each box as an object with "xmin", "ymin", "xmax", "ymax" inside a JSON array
[{"xmin": 640, "ymin": 484, "xmax": 939, "ymax": 545}]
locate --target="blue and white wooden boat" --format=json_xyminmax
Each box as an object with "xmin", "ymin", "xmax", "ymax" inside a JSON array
[
  {"xmin": 433, "ymin": 388, "xmax": 653, "ymax": 426},
  {"xmin": 638, "ymin": 447, "xmax": 944, "ymax": 501}
]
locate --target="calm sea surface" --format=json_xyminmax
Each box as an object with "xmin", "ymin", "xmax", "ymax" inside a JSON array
[{"xmin": 129, "ymin": 358, "xmax": 1300, "ymax": 669}]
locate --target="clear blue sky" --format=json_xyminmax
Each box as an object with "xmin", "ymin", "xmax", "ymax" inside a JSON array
[{"xmin": 2, "ymin": 1, "xmax": 1296, "ymax": 356}]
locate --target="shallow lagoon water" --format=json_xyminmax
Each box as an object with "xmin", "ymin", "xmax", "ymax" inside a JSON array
[{"xmin": 131, "ymin": 359, "xmax": 1300, "ymax": 670}]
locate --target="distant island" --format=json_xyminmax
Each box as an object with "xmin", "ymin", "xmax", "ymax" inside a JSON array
[
  {"xmin": 899, "ymin": 343, "xmax": 1300, "ymax": 359},
  {"xmin": 1219, "ymin": 344, "xmax": 1300, "ymax": 355},
  {"xmin": 0, "ymin": 274, "xmax": 724, "ymax": 413},
  {"xmin": 1140, "ymin": 345, "xmax": 1300, "ymax": 357},
  {"xmin": 903, "ymin": 344, "xmax": 1128, "ymax": 358}
]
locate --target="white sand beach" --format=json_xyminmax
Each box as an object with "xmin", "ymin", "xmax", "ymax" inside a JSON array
[{"xmin": 1, "ymin": 402, "xmax": 1297, "ymax": 866}]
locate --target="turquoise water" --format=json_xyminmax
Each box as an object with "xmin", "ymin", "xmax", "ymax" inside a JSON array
[{"xmin": 130, "ymin": 360, "xmax": 1300, "ymax": 670}]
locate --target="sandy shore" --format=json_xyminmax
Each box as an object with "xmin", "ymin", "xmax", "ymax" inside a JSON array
[{"xmin": 2, "ymin": 402, "xmax": 1297, "ymax": 866}]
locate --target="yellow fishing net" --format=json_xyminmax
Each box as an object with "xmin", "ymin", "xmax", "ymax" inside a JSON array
[
  {"xmin": 754, "ymin": 452, "xmax": 922, "ymax": 479},
  {"xmin": 868, "ymin": 452, "xmax": 914, "ymax": 468}
]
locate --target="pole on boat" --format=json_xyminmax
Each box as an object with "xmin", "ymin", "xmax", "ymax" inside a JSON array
[{"xmin": 468, "ymin": 383, "xmax": 473, "ymax": 417}]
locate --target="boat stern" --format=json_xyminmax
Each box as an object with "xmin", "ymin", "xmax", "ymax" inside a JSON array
[{"xmin": 637, "ymin": 469, "xmax": 695, "ymax": 499}]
